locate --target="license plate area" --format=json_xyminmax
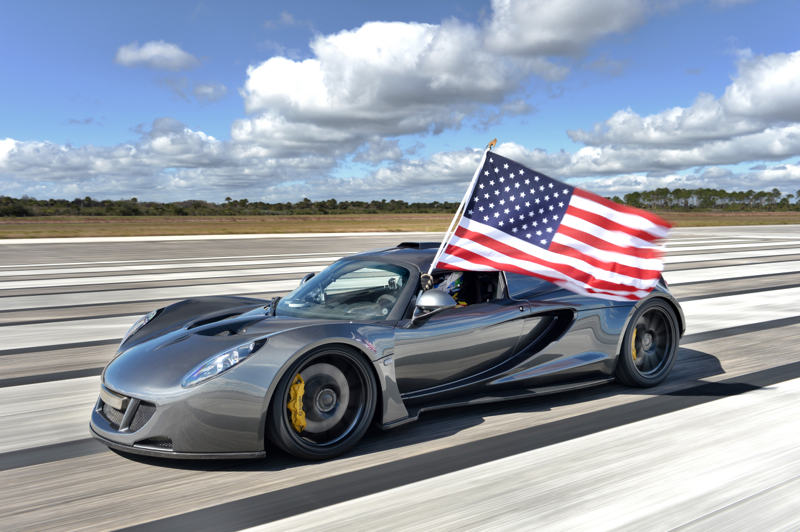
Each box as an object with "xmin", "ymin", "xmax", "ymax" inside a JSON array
[{"xmin": 100, "ymin": 384, "xmax": 129, "ymax": 411}]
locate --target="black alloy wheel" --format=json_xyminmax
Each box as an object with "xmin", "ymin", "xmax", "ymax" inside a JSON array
[
  {"xmin": 267, "ymin": 346, "xmax": 377, "ymax": 460},
  {"xmin": 615, "ymin": 299, "xmax": 679, "ymax": 388}
]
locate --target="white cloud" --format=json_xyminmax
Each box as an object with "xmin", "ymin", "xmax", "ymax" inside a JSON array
[
  {"xmin": 352, "ymin": 138, "xmax": 404, "ymax": 164},
  {"xmin": 485, "ymin": 0, "xmax": 647, "ymax": 56},
  {"xmin": 569, "ymin": 50, "xmax": 800, "ymax": 149},
  {"xmin": 193, "ymin": 83, "xmax": 228, "ymax": 104},
  {"xmin": 237, "ymin": 0, "xmax": 650, "ymax": 157},
  {"xmin": 114, "ymin": 41, "xmax": 199, "ymax": 71},
  {"xmin": 7, "ymin": 1, "xmax": 797, "ymax": 203},
  {"xmin": 0, "ymin": 119, "xmax": 336, "ymax": 201}
]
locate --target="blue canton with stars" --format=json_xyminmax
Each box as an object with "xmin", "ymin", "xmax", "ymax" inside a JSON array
[{"xmin": 464, "ymin": 152, "xmax": 575, "ymax": 249}]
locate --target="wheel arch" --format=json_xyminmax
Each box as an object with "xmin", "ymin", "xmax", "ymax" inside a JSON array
[
  {"xmin": 259, "ymin": 339, "xmax": 384, "ymax": 450},
  {"xmin": 612, "ymin": 294, "xmax": 683, "ymax": 374}
]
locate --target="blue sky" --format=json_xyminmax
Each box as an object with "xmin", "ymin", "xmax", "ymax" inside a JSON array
[{"xmin": 1, "ymin": 0, "xmax": 799, "ymax": 202}]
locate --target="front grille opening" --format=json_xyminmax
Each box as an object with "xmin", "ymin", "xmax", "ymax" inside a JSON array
[
  {"xmin": 134, "ymin": 436, "xmax": 173, "ymax": 451},
  {"xmin": 129, "ymin": 401, "xmax": 157, "ymax": 432},
  {"xmin": 101, "ymin": 402, "xmax": 125, "ymax": 430}
]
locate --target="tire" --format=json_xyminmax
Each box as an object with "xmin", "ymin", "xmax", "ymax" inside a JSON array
[
  {"xmin": 267, "ymin": 345, "xmax": 377, "ymax": 460},
  {"xmin": 615, "ymin": 299, "xmax": 679, "ymax": 388}
]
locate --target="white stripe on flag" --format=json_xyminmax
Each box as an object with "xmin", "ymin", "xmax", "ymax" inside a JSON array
[
  {"xmin": 551, "ymin": 232, "xmax": 664, "ymax": 272},
  {"xmin": 569, "ymin": 194, "xmax": 670, "ymax": 239},
  {"xmin": 455, "ymin": 218, "xmax": 658, "ymax": 291},
  {"xmin": 560, "ymin": 213, "xmax": 663, "ymax": 251},
  {"xmin": 438, "ymin": 249, "xmax": 649, "ymax": 301}
]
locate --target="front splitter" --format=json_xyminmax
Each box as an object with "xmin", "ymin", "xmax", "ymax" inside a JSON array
[{"xmin": 90, "ymin": 426, "xmax": 266, "ymax": 460}]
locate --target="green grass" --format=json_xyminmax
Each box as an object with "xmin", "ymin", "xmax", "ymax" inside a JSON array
[{"xmin": 1, "ymin": 211, "xmax": 798, "ymax": 239}]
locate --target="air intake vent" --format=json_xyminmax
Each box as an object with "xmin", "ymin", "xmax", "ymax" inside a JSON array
[
  {"xmin": 134, "ymin": 436, "xmax": 173, "ymax": 451},
  {"xmin": 129, "ymin": 402, "xmax": 157, "ymax": 432},
  {"xmin": 397, "ymin": 242, "xmax": 440, "ymax": 249},
  {"xmin": 101, "ymin": 403, "xmax": 125, "ymax": 430},
  {"xmin": 187, "ymin": 313, "xmax": 242, "ymax": 330}
]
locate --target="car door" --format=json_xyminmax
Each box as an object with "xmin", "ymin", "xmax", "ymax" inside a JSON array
[{"xmin": 393, "ymin": 297, "xmax": 528, "ymax": 395}]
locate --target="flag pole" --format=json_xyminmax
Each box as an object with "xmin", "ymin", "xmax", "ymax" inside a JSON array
[{"xmin": 426, "ymin": 139, "xmax": 496, "ymax": 275}]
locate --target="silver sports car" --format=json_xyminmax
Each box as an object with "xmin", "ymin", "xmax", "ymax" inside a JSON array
[{"xmin": 90, "ymin": 242, "xmax": 684, "ymax": 460}]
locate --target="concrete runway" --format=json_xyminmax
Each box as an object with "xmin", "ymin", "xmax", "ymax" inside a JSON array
[{"xmin": 1, "ymin": 227, "xmax": 799, "ymax": 531}]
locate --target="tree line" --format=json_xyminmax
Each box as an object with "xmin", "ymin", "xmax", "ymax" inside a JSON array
[
  {"xmin": 2, "ymin": 186, "xmax": 800, "ymax": 217},
  {"xmin": 612, "ymin": 187, "xmax": 800, "ymax": 211},
  {"xmin": 0, "ymin": 195, "xmax": 461, "ymax": 217}
]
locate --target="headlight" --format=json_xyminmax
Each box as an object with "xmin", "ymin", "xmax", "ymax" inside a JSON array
[
  {"xmin": 181, "ymin": 339, "xmax": 266, "ymax": 388},
  {"xmin": 119, "ymin": 309, "xmax": 160, "ymax": 348}
]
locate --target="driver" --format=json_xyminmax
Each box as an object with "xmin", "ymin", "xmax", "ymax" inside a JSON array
[{"xmin": 432, "ymin": 271, "xmax": 468, "ymax": 307}]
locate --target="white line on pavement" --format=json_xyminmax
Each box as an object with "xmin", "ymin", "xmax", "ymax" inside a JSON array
[
  {"xmin": 666, "ymin": 241, "xmax": 798, "ymax": 253},
  {"xmin": 0, "ymin": 251, "xmax": 348, "ymax": 270},
  {"xmin": 0, "ymin": 256, "xmax": 341, "ymax": 278},
  {"xmin": 0, "ymin": 376, "xmax": 100, "ymax": 454},
  {"xmin": 666, "ymin": 246, "xmax": 800, "ymax": 264},
  {"xmin": 681, "ymin": 286, "xmax": 800, "ymax": 336},
  {"xmin": 0, "ymin": 280, "xmax": 299, "ymax": 312},
  {"xmin": 0, "ymin": 265, "xmax": 327, "ymax": 291},
  {"xmin": 0, "ymin": 231, "xmax": 442, "ymax": 245},
  {"xmin": 1, "ymin": 315, "xmax": 137, "ymax": 351},
  {"xmin": 667, "ymin": 260, "xmax": 800, "ymax": 285}
]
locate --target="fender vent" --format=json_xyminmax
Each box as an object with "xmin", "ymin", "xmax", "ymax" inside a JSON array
[{"xmin": 134, "ymin": 436, "xmax": 173, "ymax": 451}]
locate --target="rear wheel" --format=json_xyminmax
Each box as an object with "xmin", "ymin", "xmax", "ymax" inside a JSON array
[
  {"xmin": 267, "ymin": 346, "xmax": 377, "ymax": 460},
  {"xmin": 616, "ymin": 299, "xmax": 679, "ymax": 388}
]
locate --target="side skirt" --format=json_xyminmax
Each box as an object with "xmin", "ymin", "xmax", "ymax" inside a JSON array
[{"xmin": 379, "ymin": 377, "xmax": 614, "ymax": 430}]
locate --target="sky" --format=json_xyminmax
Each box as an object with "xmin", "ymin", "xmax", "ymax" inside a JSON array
[{"xmin": 1, "ymin": 0, "xmax": 800, "ymax": 203}]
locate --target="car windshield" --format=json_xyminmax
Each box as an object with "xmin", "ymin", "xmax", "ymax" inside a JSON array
[{"xmin": 276, "ymin": 260, "xmax": 410, "ymax": 321}]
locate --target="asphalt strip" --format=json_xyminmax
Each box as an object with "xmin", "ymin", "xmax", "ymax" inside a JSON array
[
  {"xmin": 0, "ymin": 339, "xmax": 119, "ymax": 357},
  {"xmin": 0, "ymin": 367, "xmax": 103, "ymax": 389},
  {"xmin": 101, "ymin": 360, "xmax": 800, "ymax": 532}
]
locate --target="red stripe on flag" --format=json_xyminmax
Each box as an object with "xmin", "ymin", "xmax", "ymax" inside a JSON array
[
  {"xmin": 572, "ymin": 188, "xmax": 672, "ymax": 230},
  {"xmin": 439, "ymin": 244, "xmax": 640, "ymax": 301},
  {"xmin": 449, "ymin": 226, "xmax": 645, "ymax": 294},
  {"xmin": 556, "ymin": 224, "xmax": 663, "ymax": 261},
  {"xmin": 566, "ymin": 205, "xmax": 661, "ymax": 244},
  {"xmin": 547, "ymin": 241, "xmax": 661, "ymax": 281}
]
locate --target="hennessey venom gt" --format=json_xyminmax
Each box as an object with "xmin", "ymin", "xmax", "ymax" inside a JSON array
[{"xmin": 90, "ymin": 242, "xmax": 684, "ymax": 460}]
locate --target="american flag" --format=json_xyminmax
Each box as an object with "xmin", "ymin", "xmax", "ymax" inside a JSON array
[{"xmin": 435, "ymin": 152, "xmax": 671, "ymax": 301}]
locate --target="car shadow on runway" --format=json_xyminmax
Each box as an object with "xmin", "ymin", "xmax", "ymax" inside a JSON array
[{"xmin": 114, "ymin": 347, "xmax": 727, "ymax": 472}]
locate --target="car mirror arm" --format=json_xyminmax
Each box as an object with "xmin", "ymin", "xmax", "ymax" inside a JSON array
[{"xmin": 404, "ymin": 306, "xmax": 448, "ymax": 328}]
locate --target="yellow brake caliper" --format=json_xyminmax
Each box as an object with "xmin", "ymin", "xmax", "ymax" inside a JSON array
[
  {"xmin": 631, "ymin": 328, "xmax": 637, "ymax": 361},
  {"xmin": 288, "ymin": 374, "xmax": 306, "ymax": 433}
]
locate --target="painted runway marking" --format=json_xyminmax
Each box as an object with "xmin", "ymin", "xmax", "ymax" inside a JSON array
[
  {"xmin": 667, "ymin": 260, "xmax": 800, "ymax": 285},
  {"xmin": 666, "ymin": 241, "xmax": 798, "ymax": 253},
  {"xmin": 681, "ymin": 286, "xmax": 800, "ymax": 336},
  {"xmin": 666, "ymin": 246, "xmax": 800, "ymax": 264},
  {"xmin": 0, "ymin": 265, "xmax": 327, "ymax": 291},
  {"xmin": 0, "ymin": 256, "xmax": 342, "ymax": 278},
  {"xmin": 0, "ymin": 231, "xmax": 442, "ymax": 245},
  {"xmin": 0, "ymin": 251, "xmax": 348, "ymax": 270},
  {"xmin": 0, "ymin": 280, "xmax": 299, "ymax": 311}
]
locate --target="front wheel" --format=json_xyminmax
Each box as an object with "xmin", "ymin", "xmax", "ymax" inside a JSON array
[
  {"xmin": 267, "ymin": 346, "xmax": 377, "ymax": 460},
  {"xmin": 616, "ymin": 299, "xmax": 679, "ymax": 388}
]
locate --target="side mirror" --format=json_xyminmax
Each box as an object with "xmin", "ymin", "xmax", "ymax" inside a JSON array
[
  {"xmin": 299, "ymin": 272, "xmax": 316, "ymax": 286},
  {"xmin": 417, "ymin": 290, "xmax": 458, "ymax": 311},
  {"xmin": 405, "ymin": 290, "xmax": 457, "ymax": 327}
]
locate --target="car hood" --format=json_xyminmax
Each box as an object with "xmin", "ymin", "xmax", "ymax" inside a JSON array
[{"xmin": 103, "ymin": 297, "xmax": 356, "ymax": 397}]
